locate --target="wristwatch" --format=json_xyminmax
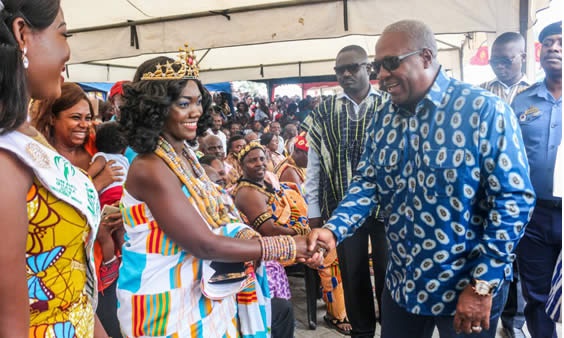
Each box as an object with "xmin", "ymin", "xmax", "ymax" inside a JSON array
[{"xmin": 471, "ymin": 279, "xmax": 495, "ymax": 296}]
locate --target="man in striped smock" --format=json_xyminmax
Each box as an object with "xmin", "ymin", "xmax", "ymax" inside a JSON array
[
  {"xmin": 479, "ymin": 31, "xmax": 530, "ymax": 338},
  {"xmin": 302, "ymin": 45, "xmax": 388, "ymax": 337}
]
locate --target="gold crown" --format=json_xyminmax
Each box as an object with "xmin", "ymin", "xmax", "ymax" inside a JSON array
[
  {"xmin": 141, "ymin": 43, "xmax": 200, "ymax": 81},
  {"xmin": 236, "ymin": 142, "xmax": 264, "ymax": 162}
]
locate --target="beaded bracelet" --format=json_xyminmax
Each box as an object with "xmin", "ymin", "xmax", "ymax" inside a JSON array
[{"xmin": 258, "ymin": 235, "xmax": 297, "ymax": 263}]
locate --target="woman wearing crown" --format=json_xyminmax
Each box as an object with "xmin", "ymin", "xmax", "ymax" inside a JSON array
[{"xmin": 116, "ymin": 48, "xmax": 314, "ymax": 337}]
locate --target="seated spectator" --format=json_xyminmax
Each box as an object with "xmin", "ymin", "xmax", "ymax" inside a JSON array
[
  {"xmin": 232, "ymin": 142, "xmax": 311, "ymax": 299},
  {"xmin": 260, "ymin": 132, "xmax": 285, "ymax": 169},
  {"xmin": 206, "ymin": 112, "xmax": 227, "ymax": 152},
  {"xmin": 225, "ymin": 135, "xmax": 247, "ymax": 183},
  {"xmin": 254, "ymin": 98, "xmax": 270, "ymax": 121},
  {"xmin": 201, "ymin": 134, "xmax": 225, "ymax": 160},
  {"xmin": 199, "ymin": 154, "xmax": 227, "ymax": 187},
  {"xmin": 282, "ymin": 122, "xmax": 299, "ymax": 154},
  {"xmin": 244, "ymin": 131, "xmax": 259, "ymax": 144},
  {"xmin": 202, "ymin": 164, "xmax": 227, "ymax": 188},
  {"xmin": 229, "ymin": 121, "xmax": 243, "ymax": 136},
  {"xmin": 108, "ymin": 80, "xmax": 130, "ymax": 120},
  {"xmin": 275, "ymin": 135, "xmax": 308, "ymax": 187},
  {"xmin": 270, "ymin": 121, "xmax": 285, "ymax": 155}
]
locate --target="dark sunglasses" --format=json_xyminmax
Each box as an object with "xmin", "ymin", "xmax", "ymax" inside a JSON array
[
  {"xmin": 334, "ymin": 62, "xmax": 370, "ymax": 75},
  {"xmin": 371, "ymin": 49, "xmax": 423, "ymax": 74},
  {"xmin": 489, "ymin": 55, "xmax": 519, "ymax": 67}
]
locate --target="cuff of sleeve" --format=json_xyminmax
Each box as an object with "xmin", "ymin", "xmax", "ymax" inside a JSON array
[
  {"xmin": 322, "ymin": 223, "xmax": 342, "ymax": 244},
  {"xmin": 471, "ymin": 262, "xmax": 512, "ymax": 295},
  {"xmin": 308, "ymin": 204, "xmax": 321, "ymax": 218}
]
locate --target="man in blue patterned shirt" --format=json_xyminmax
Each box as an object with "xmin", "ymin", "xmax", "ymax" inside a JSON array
[{"xmin": 306, "ymin": 20, "xmax": 535, "ymax": 338}]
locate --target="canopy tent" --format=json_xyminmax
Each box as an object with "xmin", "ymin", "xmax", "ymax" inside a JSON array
[
  {"xmin": 61, "ymin": 0, "xmax": 550, "ymax": 84},
  {"xmin": 77, "ymin": 81, "xmax": 233, "ymax": 98}
]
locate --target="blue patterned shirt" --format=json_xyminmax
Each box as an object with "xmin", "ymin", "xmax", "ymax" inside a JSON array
[
  {"xmin": 324, "ymin": 69, "xmax": 535, "ymax": 316},
  {"xmin": 511, "ymin": 80, "xmax": 562, "ymax": 200}
]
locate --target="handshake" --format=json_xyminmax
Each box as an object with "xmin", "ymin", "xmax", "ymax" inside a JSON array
[{"xmin": 293, "ymin": 228, "xmax": 338, "ymax": 268}]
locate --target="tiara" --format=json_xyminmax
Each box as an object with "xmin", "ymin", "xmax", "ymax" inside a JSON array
[{"xmin": 141, "ymin": 43, "xmax": 200, "ymax": 81}]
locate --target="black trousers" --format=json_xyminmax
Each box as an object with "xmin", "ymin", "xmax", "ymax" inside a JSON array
[
  {"xmin": 96, "ymin": 279, "xmax": 123, "ymax": 338},
  {"xmin": 500, "ymin": 262, "xmax": 525, "ymax": 330},
  {"xmin": 337, "ymin": 217, "xmax": 387, "ymax": 337},
  {"xmin": 271, "ymin": 297, "xmax": 295, "ymax": 338}
]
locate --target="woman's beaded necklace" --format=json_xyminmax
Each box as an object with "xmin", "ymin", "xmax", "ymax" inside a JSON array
[{"xmin": 154, "ymin": 136, "xmax": 238, "ymax": 229}]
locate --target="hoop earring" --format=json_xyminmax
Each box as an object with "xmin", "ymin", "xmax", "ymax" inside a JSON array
[{"xmin": 22, "ymin": 47, "xmax": 29, "ymax": 69}]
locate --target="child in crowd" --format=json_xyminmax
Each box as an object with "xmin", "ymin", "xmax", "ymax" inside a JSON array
[
  {"xmin": 88, "ymin": 121, "xmax": 130, "ymax": 206},
  {"xmin": 87, "ymin": 121, "xmax": 129, "ymax": 292}
]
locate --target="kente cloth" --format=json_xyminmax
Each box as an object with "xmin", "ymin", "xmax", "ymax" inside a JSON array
[
  {"xmin": 272, "ymin": 156, "xmax": 345, "ymax": 319},
  {"xmin": 318, "ymin": 249, "xmax": 347, "ymax": 321},
  {"xmin": 267, "ymin": 150, "xmax": 285, "ymax": 169},
  {"xmin": 232, "ymin": 179, "xmax": 311, "ymax": 298},
  {"xmin": 274, "ymin": 156, "xmax": 306, "ymax": 186},
  {"xmin": 117, "ymin": 140, "xmax": 271, "ymax": 338},
  {"xmin": 232, "ymin": 179, "xmax": 310, "ymax": 235},
  {"xmin": 118, "ymin": 191, "xmax": 271, "ymax": 338},
  {"xmin": 301, "ymin": 92, "xmax": 384, "ymax": 220},
  {"xmin": 0, "ymin": 130, "xmax": 101, "ymax": 337}
]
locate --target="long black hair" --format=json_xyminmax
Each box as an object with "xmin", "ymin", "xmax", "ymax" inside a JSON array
[
  {"xmin": 0, "ymin": 0, "xmax": 60, "ymax": 133},
  {"xmin": 120, "ymin": 77, "xmax": 212, "ymax": 154}
]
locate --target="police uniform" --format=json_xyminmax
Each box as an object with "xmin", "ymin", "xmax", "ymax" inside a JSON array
[{"xmin": 512, "ymin": 78, "xmax": 562, "ymax": 337}]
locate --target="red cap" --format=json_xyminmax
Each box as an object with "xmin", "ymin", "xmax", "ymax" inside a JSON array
[
  {"xmin": 108, "ymin": 81, "xmax": 129, "ymax": 99},
  {"xmin": 294, "ymin": 135, "xmax": 308, "ymax": 152}
]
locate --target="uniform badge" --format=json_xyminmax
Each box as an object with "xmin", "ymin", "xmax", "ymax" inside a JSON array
[
  {"xmin": 520, "ymin": 106, "xmax": 540, "ymax": 121},
  {"xmin": 524, "ymin": 106, "xmax": 540, "ymax": 116}
]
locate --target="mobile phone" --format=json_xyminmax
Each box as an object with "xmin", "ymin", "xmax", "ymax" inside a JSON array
[{"xmin": 101, "ymin": 204, "xmax": 120, "ymax": 219}]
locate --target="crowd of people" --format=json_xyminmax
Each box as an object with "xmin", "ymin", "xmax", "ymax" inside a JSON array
[{"xmin": 0, "ymin": 0, "xmax": 561, "ymax": 337}]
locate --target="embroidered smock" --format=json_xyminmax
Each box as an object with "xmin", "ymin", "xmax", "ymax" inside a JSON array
[{"xmin": 324, "ymin": 69, "xmax": 536, "ymax": 316}]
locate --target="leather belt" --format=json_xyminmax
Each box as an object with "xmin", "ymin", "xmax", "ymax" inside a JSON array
[{"xmin": 536, "ymin": 199, "xmax": 562, "ymax": 209}]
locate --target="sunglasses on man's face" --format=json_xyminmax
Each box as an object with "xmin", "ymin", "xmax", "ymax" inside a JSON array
[
  {"xmin": 489, "ymin": 55, "xmax": 519, "ymax": 67},
  {"xmin": 334, "ymin": 62, "xmax": 370, "ymax": 75},
  {"xmin": 371, "ymin": 49, "xmax": 423, "ymax": 74}
]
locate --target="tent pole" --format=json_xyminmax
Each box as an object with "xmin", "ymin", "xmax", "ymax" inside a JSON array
[
  {"xmin": 343, "ymin": 0, "xmax": 348, "ymax": 31},
  {"xmin": 519, "ymin": 0, "xmax": 529, "ymax": 74}
]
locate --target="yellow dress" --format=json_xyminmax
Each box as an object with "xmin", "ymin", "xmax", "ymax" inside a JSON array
[
  {"xmin": 0, "ymin": 130, "xmax": 99, "ymax": 338},
  {"xmin": 27, "ymin": 180, "xmax": 95, "ymax": 337}
]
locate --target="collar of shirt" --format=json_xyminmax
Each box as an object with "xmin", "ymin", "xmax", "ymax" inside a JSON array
[
  {"xmin": 490, "ymin": 74, "xmax": 530, "ymax": 89},
  {"xmin": 337, "ymin": 87, "xmax": 381, "ymax": 112},
  {"xmin": 526, "ymin": 80, "xmax": 562, "ymax": 103},
  {"xmin": 392, "ymin": 67, "xmax": 450, "ymax": 116}
]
